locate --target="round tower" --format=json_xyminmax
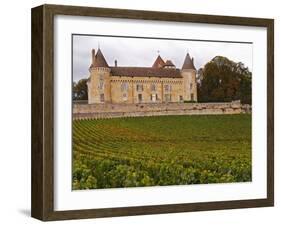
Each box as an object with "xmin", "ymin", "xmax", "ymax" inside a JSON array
[
  {"xmin": 87, "ymin": 48, "xmax": 111, "ymax": 104},
  {"xmin": 181, "ymin": 53, "xmax": 197, "ymax": 102}
]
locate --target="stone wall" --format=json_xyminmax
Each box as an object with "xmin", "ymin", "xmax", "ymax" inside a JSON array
[
  {"xmin": 73, "ymin": 101, "xmax": 251, "ymax": 120},
  {"xmin": 109, "ymin": 77, "xmax": 185, "ymax": 104}
]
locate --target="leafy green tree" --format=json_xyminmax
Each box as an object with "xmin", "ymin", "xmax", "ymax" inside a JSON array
[
  {"xmin": 73, "ymin": 79, "xmax": 88, "ymax": 100},
  {"xmin": 198, "ymin": 56, "xmax": 252, "ymax": 104}
]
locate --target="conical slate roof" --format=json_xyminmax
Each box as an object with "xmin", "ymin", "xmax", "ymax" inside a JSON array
[
  {"xmin": 152, "ymin": 55, "xmax": 165, "ymax": 68},
  {"xmin": 182, "ymin": 53, "xmax": 196, "ymax": 70},
  {"xmin": 92, "ymin": 48, "xmax": 109, "ymax": 68}
]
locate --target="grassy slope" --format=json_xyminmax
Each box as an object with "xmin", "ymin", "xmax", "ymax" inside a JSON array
[{"xmin": 73, "ymin": 114, "xmax": 251, "ymax": 189}]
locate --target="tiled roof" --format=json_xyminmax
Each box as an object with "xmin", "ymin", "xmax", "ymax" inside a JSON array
[
  {"xmin": 110, "ymin": 67, "xmax": 182, "ymax": 78},
  {"xmin": 89, "ymin": 49, "xmax": 195, "ymax": 77},
  {"xmin": 91, "ymin": 48, "xmax": 109, "ymax": 68},
  {"xmin": 152, "ymin": 55, "xmax": 165, "ymax": 68},
  {"xmin": 182, "ymin": 53, "xmax": 196, "ymax": 70},
  {"xmin": 164, "ymin": 60, "xmax": 175, "ymax": 67}
]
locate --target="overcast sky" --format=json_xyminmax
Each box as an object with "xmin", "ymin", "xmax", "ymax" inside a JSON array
[{"xmin": 73, "ymin": 35, "xmax": 252, "ymax": 82}]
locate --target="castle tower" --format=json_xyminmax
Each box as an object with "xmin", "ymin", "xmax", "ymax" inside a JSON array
[
  {"xmin": 87, "ymin": 48, "xmax": 111, "ymax": 104},
  {"xmin": 181, "ymin": 53, "xmax": 197, "ymax": 102}
]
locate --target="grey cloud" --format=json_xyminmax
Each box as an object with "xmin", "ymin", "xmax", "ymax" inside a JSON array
[{"xmin": 72, "ymin": 35, "xmax": 252, "ymax": 82}]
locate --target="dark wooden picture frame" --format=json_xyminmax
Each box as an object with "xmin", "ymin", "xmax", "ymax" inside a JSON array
[{"xmin": 31, "ymin": 4, "xmax": 274, "ymax": 221}]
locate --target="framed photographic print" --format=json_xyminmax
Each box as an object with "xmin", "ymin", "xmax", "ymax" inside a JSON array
[{"xmin": 31, "ymin": 4, "xmax": 274, "ymax": 221}]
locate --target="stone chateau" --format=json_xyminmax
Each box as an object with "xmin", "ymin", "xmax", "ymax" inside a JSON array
[{"xmin": 87, "ymin": 48, "xmax": 197, "ymax": 104}]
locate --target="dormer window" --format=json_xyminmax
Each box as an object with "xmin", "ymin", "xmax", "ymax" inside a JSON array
[{"xmin": 163, "ymin": 60, "xmax": 175, "ymax": 69}]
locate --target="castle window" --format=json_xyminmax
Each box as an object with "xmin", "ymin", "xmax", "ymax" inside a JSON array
[
  {"xmin": 190, "ymin": 83, "xmax": 193, "ymax": 90},
  {"xmin": 98, "ymin": 74, "xmax": 104, "ymax": 90},
  {"xmin": 151, "ymin": 84, "xmax": 156, "ymax": 91},
  {"xmin": 136, "ymin": 84, "xmax": 143, "ymax": 92},
  {"xmin": 151, "ymin": 94, "xmax": 157, "ymax": 102},
  {"xmin": 121, "ymin": 82, "xmax": 129, "ymax": 92},
  {"xmin": 190, "ymin": 93, "xmax": 194, "ymax": 101},
  {"xmin": 165, "ymin": 94, "xmax": 171, "ymax": 102},
  {"xmin": 164, "ymin": 84, "xmax": 172, "ymax": 92},
  {"xmin": 179, "ymin": 95, "xmax": 183, "ymax": 102},
  {"xmin": 98, "ymin": 80, "xmax": 104, "ymax": 90},
  {"xmin": 122, "ymin": 93, "xmax": 128, "ymax": 101},
  {"xmin": 138, "ymin": 94, "xmax": 142, "ymax": 102},
  {"xmin": 100, "ymin": 94, "xmax": 105, "ymax": 102}
]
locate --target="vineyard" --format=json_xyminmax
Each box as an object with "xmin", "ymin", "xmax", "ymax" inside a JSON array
[{"xmin": 72, "ymin": 114, "xmax": 251, "ymax": 190}]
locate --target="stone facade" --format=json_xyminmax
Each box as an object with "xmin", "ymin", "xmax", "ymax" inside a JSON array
[
  {"xmin": 87, "ymin": 49, "xmax": 197, "ymax": 104},
  {"xmin": 73, "ymin": 101, "xmax": 251, "ymax": 120},
  {"xmin": 109, "ymin": 77, "xmax": 185, "ymax": 104}
]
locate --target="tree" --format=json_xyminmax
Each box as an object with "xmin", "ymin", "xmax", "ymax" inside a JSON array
[
  {"xmin": 197, "ymin": 56, "xmax": 252, "ymax": 104},
  {"xmin": 73, "ymin": 79, "xmax": 88, "ymax": 100}
]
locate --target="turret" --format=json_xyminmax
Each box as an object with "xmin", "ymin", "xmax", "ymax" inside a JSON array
[
  {"xmin": 87, "ymin": 48, "xmax": 111, "ymax": 104},
  {"xmin": 181, "ymin": 52, "xmax": 197, "ymax": 102}
]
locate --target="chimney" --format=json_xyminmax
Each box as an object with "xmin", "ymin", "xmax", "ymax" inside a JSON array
[
  {"xmin": 91, "ymin": 49, "xmax": 95, "ymax": 63},
  {"xmin": 114, "ymin": 60, "xmax": 117, "ymax": 67}
]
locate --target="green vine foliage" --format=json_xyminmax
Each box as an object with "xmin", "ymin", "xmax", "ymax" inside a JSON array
[{"xmin": 72, "ymin": 115, "xmax": 251, "ymax": 190}]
